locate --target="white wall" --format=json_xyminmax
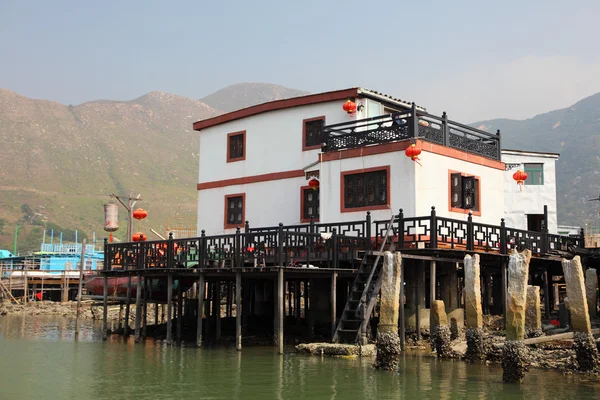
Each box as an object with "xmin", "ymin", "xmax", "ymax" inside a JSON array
[
  {"xmin": 320, "ymin": 152, "xmax": 416, "ymax": 224},
  {"xmin": 197, "ymin": 101, "xmax": 358, "ymax": 184},
  {"xmin": 502, "ymin": 151, "xmax": 558, "ymax": 233},
  {"xmin": 414, "ymin": 151, "xmax": 505, "ymax": 225},
  {"xmin": 197, "ymin": 176, "xmax": 309, "ymax": 234}
]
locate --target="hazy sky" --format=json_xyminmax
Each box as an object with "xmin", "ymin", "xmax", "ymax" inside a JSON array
[{"xmin": 1, "ymin": 0, "xmax": 599, "ymax": 122}]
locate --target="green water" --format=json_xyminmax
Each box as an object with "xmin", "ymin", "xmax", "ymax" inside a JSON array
[{"xmin": 1, "ymin": 316, "xmax": 599, "ymax": 399}]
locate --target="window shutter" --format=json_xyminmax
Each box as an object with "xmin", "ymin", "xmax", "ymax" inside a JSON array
[
  {"xmin": 450, "ymin": 173, "xmax": 463, "ymax": 208},
  {"xmin": 463, "ymin": 176, "xmax": 476, "ymax": 209}
]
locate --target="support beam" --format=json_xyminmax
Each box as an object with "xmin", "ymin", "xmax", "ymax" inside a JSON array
[
  {"xmin": 399, "ymin": 257, "xmax": 405, "ymax": 351},
  {"xmin": 134, "ymin": 273, "xmax": 142, "ymax": 342},
  {"xmin": 236, "ymin": 272, "xmax": 242, "ymax": 351},
  {"xmin": 501, "ymin": 261, "xmax": 507, "ymax": 328},
  {"xmin": 124, "ymin": 276, "xmax": 132, "ymax": 336},
  {"xmin": 295, "ymin": 280, "xmax": 301, "ymax": 322},
  {"xmin": 331, "ymin": 271, "xmax": 337, "ymax": 340},
  {"xmin": 278, "ymin": 268, "xmax": 284, "ymax": 354},
  {"xmin": 543, "ymin": 270, "xmax": 551, "ymax": 319},
  {"xmin": 415, "ymin": 262, "xmax": 421, "ymax": 341},
  {"xmin": 166, "ymin": 273, "xmax": 173, "ymax": 344},
  {"xmin": 177, "ymin": 281, "xmax": 183, "ymax": 343},
  {"xmin": 215, "ymin": 281, "xmax": 221, "ymax": 341},
  {"xmin": 196, "ymin": 274, "xmax": 205, "ymax": 347},
  {"xmin": 102, "ymin": 275, "xmax": 108, "ymax": 341},
  {"xmin": 142, "ymin": 278, "xmax": 148, "ymax": 340},
  {"xmin": 430, "ymin": 260, "xmax": 436, "ymax": 329}
]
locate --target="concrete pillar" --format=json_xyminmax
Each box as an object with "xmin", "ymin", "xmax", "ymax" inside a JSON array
[
  {"xmin": 585, "ymin": 268, "xmax": 597, "ymax": 319},
  {"xmin": 430, "ymin": 300, "xmax": 452, "ymax": 358},
  {"xmin": 525, "ymin": 286, "xmax": 542, "ymax": 338},
  {"xmin": 375, "ymin": 252, "xmax": 402, "ymax": 370},
  {"xmin": 502, "ymin": 249, "xmax": 532, "ymax": 383},
  {"xmin": 562, "ymin": 257, "xmax": 599, "ymax": 371},
  {"xmin": 464, "ymin": 254, "xmax": 484, "ymax": 362}
]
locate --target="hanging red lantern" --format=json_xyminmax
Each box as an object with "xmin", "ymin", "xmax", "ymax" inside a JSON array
[
  {"xmin": 342, "ymin": 99, "xmax": 357, "ymax": 115},
  {"xmin": 133, "ymin": 208, "xmax": 148, "ymax": 220},
  {"xmin": 405, "ymin": 143, "xmax": 422, "ymax": 164},
  {"xmin": 513, "ymin": 170, "xmax": 528, "ymax": 191},
  {"xmin": 308, "ymin": 178, "xmax": 320, "ymax": 191},
  {"xmin": 132, "ymin": 232, "xmax": 147, "ymax": 242}
]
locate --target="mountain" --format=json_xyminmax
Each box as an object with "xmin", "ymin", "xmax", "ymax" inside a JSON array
[
  {"xmin": 0, "ymin": 83, "xmax": 309, "ymax": 253},
  {"xmin": 473, "ymin": 92, "xmax": 600, "ymax": 227},
  {"xmin": 200, "ymin": 83, "xmax": 309, "ymax": 113}
]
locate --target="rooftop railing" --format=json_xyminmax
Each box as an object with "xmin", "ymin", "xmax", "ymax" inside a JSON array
[{"xmin": 322, "ymin": 103, "xmax": 502, "ymax": 161}]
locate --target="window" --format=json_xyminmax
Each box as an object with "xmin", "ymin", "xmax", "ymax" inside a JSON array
[
  {"xmin": 227, "ymin": 131, "xmax": 246, "ymax": 162},
  {"xmin": 450, "ymin": 172, "xmax": 480, "ymax": 214},
  {"xmin": 303, "ymin": 116, "xmax": 326, "ymax": 150},
  {"xmin": 341, "ymin": 167, "xmax": 390, "ymax": 212},
  {"xmin": 224, "ymin": 194, "xmax": 245, "ymax": 229},
  {"xmin": 524, "ymin": 163, "xmax": 543, "ymax": 185},
  {"xmin": 301, "ymin": 186, "xmax": 320, "ymax": 222}
]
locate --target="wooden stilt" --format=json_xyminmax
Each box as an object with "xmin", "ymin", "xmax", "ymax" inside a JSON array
[
  {"xmin": 124, "ymin": 276, "xmax": 132, "ymax": 336},
  {"xmin": 177, "ymin": 280, "xmax": 183, "ymax": 343},
  {"xmin": 215, "ymin": 281, "xmax": 221, "ymax": 341},
  {"xmin": 399, "ymin": 257, "xmax": 405, "ymax": 351},
  {"xmin": 501, "ymin": 261, "xmax": 507, "ymax": 328},
  {"xmin": 205, "ymin": 281, "xmax": 211, "ymax": 338},
  {"xmin": 236, "ymin": 272, "xmax": 242, "ymax": 351},
  {"xmin": 117, "ymin": 304, "xmax": 123, "ymax": 331},
  {"xmin": 196, "ymin": 274, "xmax": 205, "ymax": 347},
  {"xmin": 278, "ymin": 268, "xmax": 284, "ymax": 354},
  {"xmin": 294, "ymin": 280, "xmax": 301, "ymax": 322},
  {"xmin": 416, "ymin": 262, "xmax": 421, "ymax": 341},
  {"xmin": 273, "ymin": 278, "xmax": 278, "ymax": 345},
  {"xmin": 142, "ymin": 278, "xmax": 148, "ymax": 340},
  {"xmin": 154, "ymin": 283, "xmax": 159, "ymax": 326},
  {"xmin": 307, "ymin": 280, "xmax": 313, "ymax": 340},
  {"xmin": 331, "ymin": 272, "xmax": 337, "ymax": 340},
  {"xmin": 430, "ymin": 260, "xmax": 436, "ymax": 329},
  {"xmin": 543, "ymin": 270, "xmax": 551, "ymax": 319},
  {"xmin": 134, "ymin": 273, "xmax": 142, "ymax": 342},
  {"xmin": 166, "ymin": 273, "xmax": 173, "ymax": 344},
  {"xmin": 102, "ymin": 275, "xmax": 108, "ymax": 340}
]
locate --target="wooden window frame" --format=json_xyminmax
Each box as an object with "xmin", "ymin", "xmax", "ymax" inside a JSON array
[
  {"xmin": 227, "ymin": 131, "xmax": 246, "ymax": 163},
  {"xmin": 340, "ymin": 166, "xmax": 391, "ymax": 213},
  {"xmin": 224, "ymin": 193, "xmax": 246, "ymax": 229},
  {"xmin": 300, "ymin": 185, "xmax": 320, "ymax": 223},
  {"xmin": 302, "ymin": 116, "xmax": 326, "ymax": 151},
  {"xmin": 448, "ymin": 170, "xmax": 481, "ymax": 216},
  {"xmin": 523, "ymin": 163, "xmax": 544, "ymax": 185}
]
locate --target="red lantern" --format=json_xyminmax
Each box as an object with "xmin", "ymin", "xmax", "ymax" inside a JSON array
[
  {"xmin": 342, "ymin": 99, "xmax": 357, "ymax": 115},
  {"xmin": 132, "ymin": 232, "xmax": 146, "ymax": 242},
  {"xmin": 308, "ymin": 178, "xmax": 320, "ymax": 191},
  {"xmin": 513, "ymin": 170, "xmax": 528, "ymax": 191},
  {"xmin": 405, "ymin": 143, "xmax": 422, "ymax": 164},
  {"xmin": 133, "ymin": 208, "xmax": 147, "ymax": 220}
]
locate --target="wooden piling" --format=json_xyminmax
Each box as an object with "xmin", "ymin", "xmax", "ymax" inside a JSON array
[
  {"xmin": 177, "ymin": 281, "xmax": 183, "ymax": 343},
  {"xmin": 102, "ymin": 274, "xmax": 108, "ymax": 340},
  {"xmin": 543, "ymin": 270, "xmax": 551, "ymax": 319},
  {"xmin": 430, "ymin": 260, "xmax": 436, "ymax": 330},
  {"xmin": 142, "ymin": 279, "xmax": 148, "ymax": 340},
  {"xmin": 307, "ymin": 279, "xmax": 313, "ymax": 339},
  {"xmin": 415, "ymin": 263, "xmax": 421, "ymax": 340},
  {"xmin": 331, "ymin": 271, "xmax": 337, "ymax": 340},
  {"xmin": 501, "ymin": 261, "xmax": 507, "ymax": 328},
  {"xmin": 400, "ymin": 257, "xmax": 406, "ymax": 351},
  {"xmin": 294, "ymin": 280, "xmax": 301, "ymax": 321},
  {"xmin": 236, "ymin": 272, "xmax": 242, "ymax": 351},
  {"xmin": 196, "ymin": 273, "xmax": 205, "ymax": 347},
  {"xmin": 166, "ymin": 273, "xmax": 173, "ymax": 344},
  {"xmin": 134, "ymin": 273, "xmax": 142, "ymax": 342},
  {"xmin": 278, "ymin": 268, "xmax": 284, "ymax": 355},
  {"xmin": 215, "ymin": 281, "xmax": 221, "ymax": 341},
  {"xmin": 124, "ymin": 276, "xmax": 132, "ymax": 336}
]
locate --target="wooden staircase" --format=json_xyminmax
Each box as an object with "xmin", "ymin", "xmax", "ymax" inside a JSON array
[{"xmin": 333, "ymin": 215, "xmax": 396, "ymax": 344}]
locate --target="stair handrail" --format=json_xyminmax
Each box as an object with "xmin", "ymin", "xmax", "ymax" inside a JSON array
[{"xmin": 360, "ymin": 213, "xmax": 397, "ymax": 304}]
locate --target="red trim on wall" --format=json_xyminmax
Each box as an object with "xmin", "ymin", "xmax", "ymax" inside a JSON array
[
  {"xmin": 224, "ymin": 193, "xmax": 246, "ymax": 229},
  {"xmin": 447, "ymin": 169, "xmax": 482, "ymax": 217},
  {"xmin": 302, "ymin": 116, "xmax": 326, "ymax": 151},
  {"xmin": 198, "ymin": 169, "xmax": 305, "ymax": 190},
  {"xmin": 226, "ymin": 130, "xmax": 246, "ymax": 163},
  {"xmin": 320, "ymin": 139, "xmax": 505, "ymax": 170},
  {"xmin": 193, "ymin": 88, "xmax": 359, "ymax": 131},
  {"xmin": 300, "ymin": 185, "xmax": 320, "ymax": 223},
  {"xmin": 340, "ymin": 166, "xmax": 391, "ymax": 213}
]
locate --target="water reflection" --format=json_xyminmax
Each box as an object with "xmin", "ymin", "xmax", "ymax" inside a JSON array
[{"xmin": 1, "ymin": 316, "xmax": 600, "ymax": 399}]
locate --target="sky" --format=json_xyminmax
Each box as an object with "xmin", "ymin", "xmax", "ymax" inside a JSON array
[{"xmin": 1, "ymin": 0, "xmax": 600, "ymax": 122}]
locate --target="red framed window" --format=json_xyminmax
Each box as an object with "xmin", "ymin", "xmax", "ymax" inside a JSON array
[{"xmin": 227, "ymin": 131, "xmax": 246, "ymax": 162}]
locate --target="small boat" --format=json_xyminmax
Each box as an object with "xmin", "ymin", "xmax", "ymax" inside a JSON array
[{"xmin": 84, "ymin": 275, "xmax": 195, "ymax": 302}]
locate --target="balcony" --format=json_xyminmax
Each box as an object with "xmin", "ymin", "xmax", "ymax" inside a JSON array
[{"xmin": 322, "ymin": 104, "xmax": 502, "ymax": 161}]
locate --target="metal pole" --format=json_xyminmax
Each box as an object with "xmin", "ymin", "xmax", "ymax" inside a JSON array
[{"xmin": 75, "ymin": 239, "xmax": 87, "ymax": 337}]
